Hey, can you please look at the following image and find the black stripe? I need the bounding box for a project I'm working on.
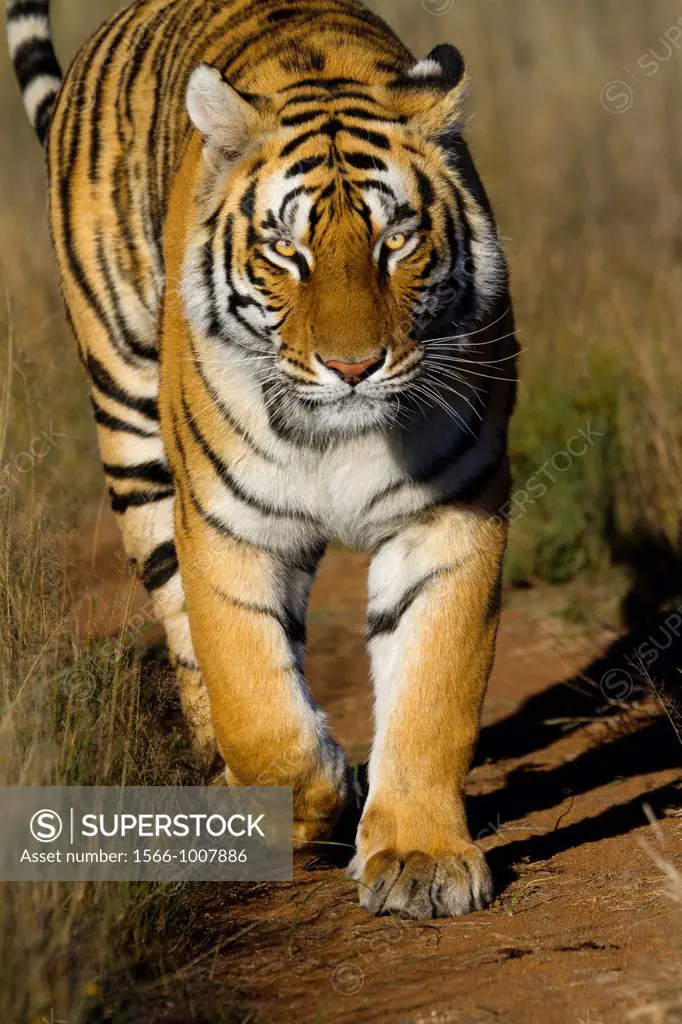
[87,353,159,421]
[109,487,173,515]
[356,179,396,201]
[280,129,321,159]
[173,656,199,671]
[186,483,319,573]
[341,180,373,238]
[214,595,306,647]
[240,179,258,219]
[344,152,387,172]
[281,109,324,126]
[440,132,496,220]
[58,99,145,374]
[142,540,178,592]
[89,11,138,182]
[142,8,172,241]
[190,339,277,464]
[222,215,268,341]
[110,157,147,292]
[419,247,440,281]
[319,117,343,139]
[8,1,50,19]
[343,126,390,150]
[12,38,61,92]
[367,571,446,640]
[181,392,320,525]
[378,242,390,284]
[282,608,307,647]
[281,77,362,91]
[415,167,434,232]
[332,90,383,104]
[34,91,56,146]
[91,397,157,438]
[450,191,475,321]
[199,228,222,339]
[266,6,301,23]
[280,92,329,110]
[103,460,172,486]
[285,155,326,178]
[279,184,312,222]
[307,181,335,244]
[95,235,158,361]
[292,252,311,282]
[339,107,406,124]
[415,167,435,208]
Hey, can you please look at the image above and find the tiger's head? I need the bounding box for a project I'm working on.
[183,46,507,443]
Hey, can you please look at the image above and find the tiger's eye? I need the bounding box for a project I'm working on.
[275,239,297,258]
[385,232,407,251]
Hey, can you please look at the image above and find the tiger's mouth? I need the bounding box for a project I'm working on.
[260,345,428,440]
[263,374,406,441]
[278,349,424,400]
[287,372,420,411]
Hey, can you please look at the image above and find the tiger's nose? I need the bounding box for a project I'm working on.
[322,352,386,384]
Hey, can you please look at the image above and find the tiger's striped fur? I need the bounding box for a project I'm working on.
[8,0,518,919]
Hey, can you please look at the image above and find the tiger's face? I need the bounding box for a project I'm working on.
[184,48,506,441]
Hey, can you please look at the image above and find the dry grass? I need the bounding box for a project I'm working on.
[0,331,239,1019]
[627,820,682,1022]
[0,475,205,1021]
[0,475,252,1021]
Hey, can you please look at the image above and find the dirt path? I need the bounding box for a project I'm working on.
[77,519,682,1024]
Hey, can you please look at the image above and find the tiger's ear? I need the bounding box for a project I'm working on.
[390,44,469,137]
[186,64,274,158]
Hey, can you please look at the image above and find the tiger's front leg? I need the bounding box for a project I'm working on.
[350,507,507,918]
[175,501,349,843]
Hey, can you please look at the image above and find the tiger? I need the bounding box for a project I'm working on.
[7,0,518,919]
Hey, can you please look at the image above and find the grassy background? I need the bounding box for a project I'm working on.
[1,0,682,1020]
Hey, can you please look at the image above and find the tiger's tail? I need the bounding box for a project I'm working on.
[6,0,62,146]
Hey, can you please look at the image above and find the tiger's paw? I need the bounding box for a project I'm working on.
[348,845,493,919]
[224,747,352,847]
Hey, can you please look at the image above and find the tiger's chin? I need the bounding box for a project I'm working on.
[283,391,403,443]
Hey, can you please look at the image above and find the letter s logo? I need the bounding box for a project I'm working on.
[30,809,63,843]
